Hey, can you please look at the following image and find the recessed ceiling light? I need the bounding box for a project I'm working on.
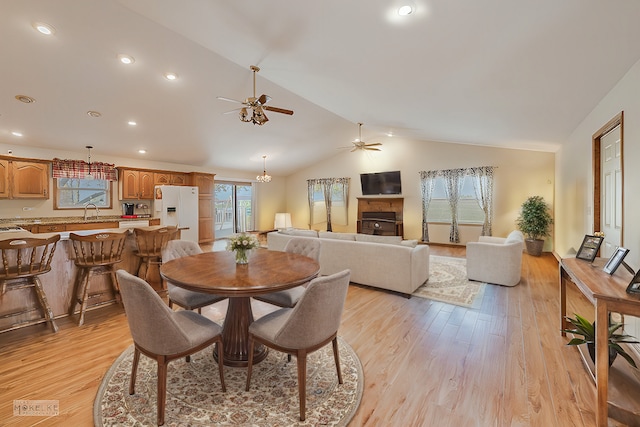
[15,95,36,104]
[117,54,135,65]
[164,72,178,81]
[87,110,102,118]
[11,131,23,137]
[128,121,137,126]
[33,22,55,35]
[398,2,415,15]
[138,149,146,154]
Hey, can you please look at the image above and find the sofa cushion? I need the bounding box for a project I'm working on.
[505,230,524,244]
[355,234,403,245]
[318,231,357,241]
[400,239,418,248]
[279,229,318,238]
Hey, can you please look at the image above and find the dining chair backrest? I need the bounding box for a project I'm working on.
[70,232,127,267]
[0,235,60,280]
[116,270,193,355]
[283,238,321,262]
[134,226,179,258]
[273,269,350,349]
[161,239,203,263]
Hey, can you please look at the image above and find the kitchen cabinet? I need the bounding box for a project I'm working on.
[118,168,154,200]
[154,172,188,186]
[0,158,49,199]
[189,172,215,243]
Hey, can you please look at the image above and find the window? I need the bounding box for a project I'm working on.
[426,176,485,224]
[54,178,112,209]
[307,178,350,230]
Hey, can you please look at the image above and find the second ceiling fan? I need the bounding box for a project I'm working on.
[217,65,294,125]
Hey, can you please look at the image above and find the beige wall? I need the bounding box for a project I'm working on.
[556,57,640,262]
[283,138,555,247]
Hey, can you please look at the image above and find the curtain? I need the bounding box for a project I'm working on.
[419,170,438,242]
[307,177,350,231]
[469,166,494,236]
[442,168,465,243]
[52,158,117,181]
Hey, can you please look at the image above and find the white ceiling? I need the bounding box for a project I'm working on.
[2,0,640,175]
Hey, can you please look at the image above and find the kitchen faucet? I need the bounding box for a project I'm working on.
[84,203,100,221]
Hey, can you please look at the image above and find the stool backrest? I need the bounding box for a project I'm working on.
[0,235,61,280]
[70,231,127,267]
[134,226,179,257]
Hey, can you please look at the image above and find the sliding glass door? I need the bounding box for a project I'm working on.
[214,182,254,239]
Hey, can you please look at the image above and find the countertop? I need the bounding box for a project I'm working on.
[0,215,154,226]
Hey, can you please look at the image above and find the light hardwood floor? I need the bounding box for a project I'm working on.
[0,246,626,426]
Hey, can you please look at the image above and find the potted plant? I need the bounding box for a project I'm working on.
[515,195,553,256]
[562,313,638,368]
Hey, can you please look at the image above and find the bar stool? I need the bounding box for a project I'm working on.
[0,235,60,332]
[133,226,179,288]
[69,231,127,326]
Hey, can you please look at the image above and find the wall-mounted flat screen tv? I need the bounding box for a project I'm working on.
[360,171,402,195]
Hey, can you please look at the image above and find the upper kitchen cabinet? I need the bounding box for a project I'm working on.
[154,172,188,186]
[0,157,50,199]
[118,168,154,200]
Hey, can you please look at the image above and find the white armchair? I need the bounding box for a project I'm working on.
[466,230,524,287]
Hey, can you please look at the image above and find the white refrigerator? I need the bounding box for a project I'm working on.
[154,185,199,243]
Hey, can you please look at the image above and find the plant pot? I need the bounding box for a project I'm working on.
[587,342,618,367]
[524,238,544,256]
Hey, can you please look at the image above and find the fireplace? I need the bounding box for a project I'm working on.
[356,198,404,237]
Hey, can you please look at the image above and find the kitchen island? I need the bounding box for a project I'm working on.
[0,220,164,333]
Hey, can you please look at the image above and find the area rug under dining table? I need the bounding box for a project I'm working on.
[94,336,363,426]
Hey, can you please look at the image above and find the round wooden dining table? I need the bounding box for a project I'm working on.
[160,249,319,367]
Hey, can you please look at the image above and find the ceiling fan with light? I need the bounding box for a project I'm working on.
[344,123,382,152]
[217,65,294,125]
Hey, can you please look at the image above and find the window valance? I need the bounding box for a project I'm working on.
[52,158,117,181]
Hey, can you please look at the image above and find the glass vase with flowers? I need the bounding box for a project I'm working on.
[226,233,260,264]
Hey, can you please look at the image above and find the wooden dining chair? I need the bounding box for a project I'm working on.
[253,237,321,308]
[245,269,350,421]
[69,231,127,326]
[133,226,179,287]
[0,235,60,332]
[116,270,226,426]
[161,240,227,313]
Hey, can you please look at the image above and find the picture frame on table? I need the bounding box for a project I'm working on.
[575,235,604,262]
[627,270,640,295]
[603,247,630,275]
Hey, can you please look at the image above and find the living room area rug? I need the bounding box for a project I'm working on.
[94,336,363,426]
[413,256,486,308]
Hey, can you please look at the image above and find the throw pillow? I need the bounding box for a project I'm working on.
[319,232,357,241]
[400,239,418,247]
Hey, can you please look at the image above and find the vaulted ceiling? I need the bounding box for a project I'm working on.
[2,0,640,175]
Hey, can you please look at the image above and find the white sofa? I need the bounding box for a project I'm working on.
[466,230,524,287]
[267,230,430,296]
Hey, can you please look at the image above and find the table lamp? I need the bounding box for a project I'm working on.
[274,212,292,230]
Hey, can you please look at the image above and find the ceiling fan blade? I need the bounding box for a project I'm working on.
[217,96,244,104]
[364,147,382,151]
[223,108,242,115]
[263,105,294,115]
[350,147,359,152]
[257,94,271,105]
[364,142,382,146]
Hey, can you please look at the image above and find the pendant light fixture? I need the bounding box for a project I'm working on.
[85,145,94,180]
[256,155,272,182]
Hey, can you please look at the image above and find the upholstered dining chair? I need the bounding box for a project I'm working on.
[245,269,351,421]
[161,240,226,313]
[116,270,226,426]
[253,237,321,308]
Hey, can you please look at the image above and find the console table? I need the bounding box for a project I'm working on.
[559,257,640,426]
